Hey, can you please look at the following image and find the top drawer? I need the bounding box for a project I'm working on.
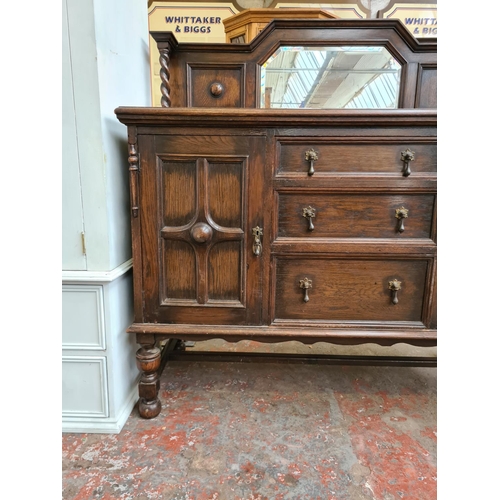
[277,139,437,176]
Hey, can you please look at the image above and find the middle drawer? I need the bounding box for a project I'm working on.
[277,192,435,239]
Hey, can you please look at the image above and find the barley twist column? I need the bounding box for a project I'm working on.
[159,46,172,108]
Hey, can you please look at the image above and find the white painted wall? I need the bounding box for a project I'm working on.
[63,0,108,271]
[93,0,151,270]
[62,0,89,271]
[62,0,150,271]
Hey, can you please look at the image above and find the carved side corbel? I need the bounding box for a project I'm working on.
[128,128,139,218]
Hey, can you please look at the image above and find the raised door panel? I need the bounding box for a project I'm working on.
[139,134,265,325]
[416,65,437,108]
[159,156,245,307]
[187,64,245,107]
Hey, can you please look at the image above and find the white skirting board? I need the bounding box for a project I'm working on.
[62,260,139,434]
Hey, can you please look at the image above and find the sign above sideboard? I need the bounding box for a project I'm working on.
[384,3,437,37]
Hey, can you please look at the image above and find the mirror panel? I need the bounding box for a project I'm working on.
[261,46,401,109]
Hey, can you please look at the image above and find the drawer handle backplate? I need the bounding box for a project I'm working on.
[302,206,316,231]
[299,277,313,302]
[388,279,402,305]
[252,226,263,256]
[401,149,415,177]
[395,207,409,233]
[304,149,319,176]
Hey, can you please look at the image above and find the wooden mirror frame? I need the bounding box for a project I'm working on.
[150,18,436,109]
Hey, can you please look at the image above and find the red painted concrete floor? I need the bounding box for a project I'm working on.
[62,341,436,500]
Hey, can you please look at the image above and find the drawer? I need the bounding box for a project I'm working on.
[277,140,436,175]
[274,258,429,323]
[277,193,435,239]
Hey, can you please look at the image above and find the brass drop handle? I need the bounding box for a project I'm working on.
[299,277,312,302]
[304,149,319,176]
[388,279,402,305]
[400,149,415,177]
[302,206,316,231]
[395,207,409,233]
[252,226,263,256]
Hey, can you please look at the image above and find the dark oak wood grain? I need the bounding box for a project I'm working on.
[128,323,437,347]
[162,240,197,302]
[187,64,245,107]
[207,161,244,228]
[416,64,437,108]
[160,158,197,226]
[278,138,437,176]
[163,350,437,368]
[274,257,429,323]
[277,193,435,239]
[208,241,242,302]
[278,140,437,175]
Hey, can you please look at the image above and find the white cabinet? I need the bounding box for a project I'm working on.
[62,266,139,433]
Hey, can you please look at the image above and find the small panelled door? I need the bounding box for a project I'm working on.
[138,132,266,325]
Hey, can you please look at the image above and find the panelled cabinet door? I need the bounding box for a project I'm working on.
[139,133,266,325]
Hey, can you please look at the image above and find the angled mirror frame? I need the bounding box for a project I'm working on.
[261,46,402,109]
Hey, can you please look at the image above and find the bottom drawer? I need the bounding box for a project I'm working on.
[274,258,429,324]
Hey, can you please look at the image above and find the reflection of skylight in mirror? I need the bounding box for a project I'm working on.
[261,46,401,109]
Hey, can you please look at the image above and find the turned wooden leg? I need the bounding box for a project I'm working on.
[136,344,162,419]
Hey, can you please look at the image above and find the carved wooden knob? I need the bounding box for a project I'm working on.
[190,222,213,243]
[210,82,224,97]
